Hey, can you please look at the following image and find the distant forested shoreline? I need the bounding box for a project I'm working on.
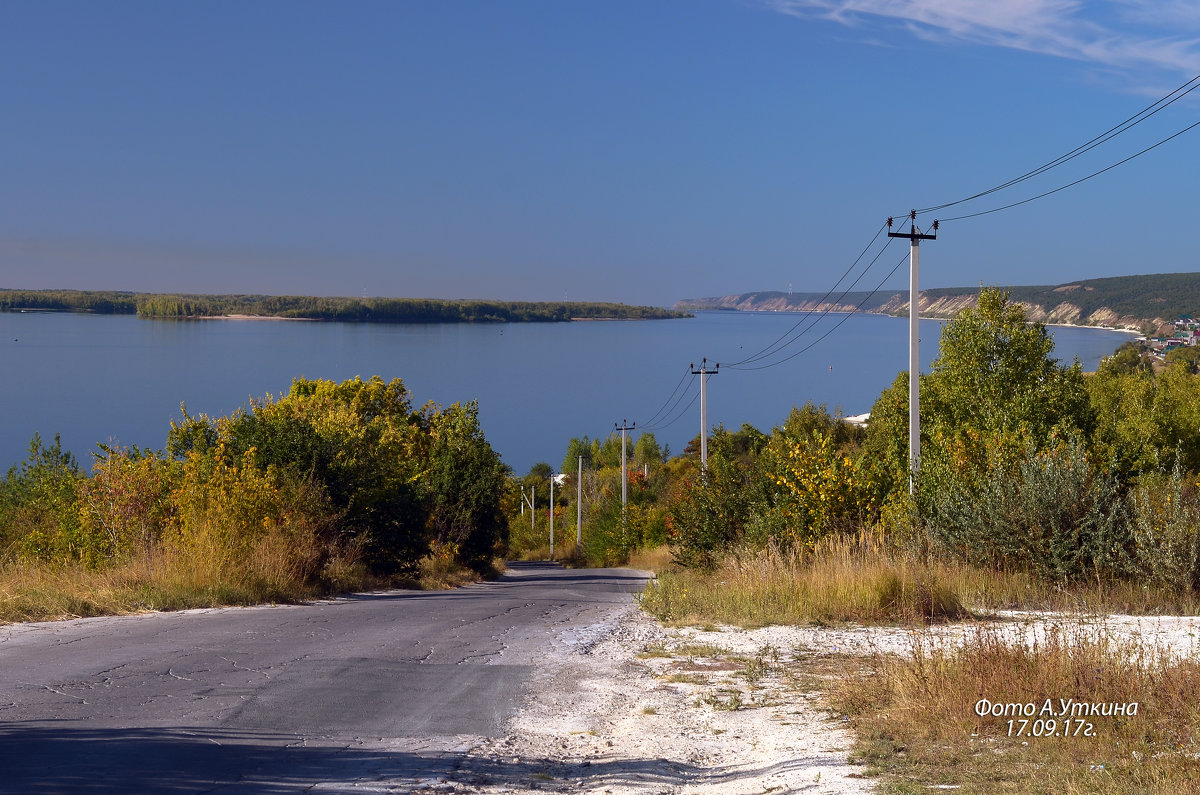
[0,289,689,323]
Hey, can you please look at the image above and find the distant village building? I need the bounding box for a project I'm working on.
[1149,317,1200,356]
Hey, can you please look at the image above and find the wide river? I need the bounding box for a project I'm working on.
[2,310,1132,475]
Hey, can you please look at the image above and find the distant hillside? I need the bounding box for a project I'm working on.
[677,273,1200,332]
[674,290,898,314]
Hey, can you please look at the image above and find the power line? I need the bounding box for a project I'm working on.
[638,366,692,428]
[639,386,699,432]
[725,248,912,372]
[938,116,1200,223]
[723,223,891,368]
[917,72,1200,216]
[638,380,698,432]
[727,233,900,368]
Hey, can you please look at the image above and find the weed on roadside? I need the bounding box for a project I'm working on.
[827,620,1200,794]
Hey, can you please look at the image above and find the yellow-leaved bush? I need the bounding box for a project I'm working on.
[768,431,864,550]
[166,445,335,592]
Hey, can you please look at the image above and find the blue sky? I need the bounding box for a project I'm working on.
[2,1,1198,307]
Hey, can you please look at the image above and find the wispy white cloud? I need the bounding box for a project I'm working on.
[767,0,1200,77]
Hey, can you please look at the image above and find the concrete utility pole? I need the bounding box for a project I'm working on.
[549,475,555,559]
[614,420,635,511]
[690,358,718,469]
[888,211,937,495]
[576,455,583,553]
[522,485,535,535]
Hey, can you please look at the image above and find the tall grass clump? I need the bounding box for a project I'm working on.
[640,535,968,627]
[165,447,333,600]
[833,620,1200,793]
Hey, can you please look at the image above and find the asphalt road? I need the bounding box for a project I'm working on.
[0,562,650,794]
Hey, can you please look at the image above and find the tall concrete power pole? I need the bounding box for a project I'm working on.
[888,211,937,494]
[690,359,718,469]
[614,420,635,511]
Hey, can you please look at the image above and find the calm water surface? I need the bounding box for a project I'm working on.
[1,311,1131,474]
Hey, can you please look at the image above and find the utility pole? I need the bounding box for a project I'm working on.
[522,485,535,535]
[576,455,583,554]
[888,211,937,495]
[549,475,554,559]
[690,358,718,469]
[614,420,635,511]
[615,420,635,552]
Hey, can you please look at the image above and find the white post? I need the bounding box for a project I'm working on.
[888,212,935,496]
[699,368,708,468]
[549,477,555,559]
[909,238,920,494]
[691,358,717,470]
[621,425,628,509]
[577,455,583,551]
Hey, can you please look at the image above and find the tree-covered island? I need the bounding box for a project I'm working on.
[0,289,690,323]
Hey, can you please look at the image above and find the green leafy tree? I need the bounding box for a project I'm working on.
[866,288,1094,503]
[562,437,595,473]
[1087,360,1200,476]
[0,434,85,564]
[422,401,510,571]
[665,427,768,569]
[632,433,665,469]
[1099,341,1153,376]
[1165,345,1200,374]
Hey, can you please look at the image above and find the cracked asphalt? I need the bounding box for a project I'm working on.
[0,562,650,794]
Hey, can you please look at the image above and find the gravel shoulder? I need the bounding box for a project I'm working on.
[468,602,874,794]
[465,596,1200,794]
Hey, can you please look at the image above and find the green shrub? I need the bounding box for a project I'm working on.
[1127,466,1200,592]
[923,438,1128,582]
[0,435,87,565]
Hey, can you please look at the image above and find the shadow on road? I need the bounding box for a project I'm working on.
[0,724,702,794]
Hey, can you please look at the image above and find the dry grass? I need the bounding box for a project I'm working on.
[828,620,1200,793]
[0,554,321,624]
[511,542,585,564]
[0,544,488,625]
[627,545,674,573]
[641,537,968,627]
[639,535,1200,629]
